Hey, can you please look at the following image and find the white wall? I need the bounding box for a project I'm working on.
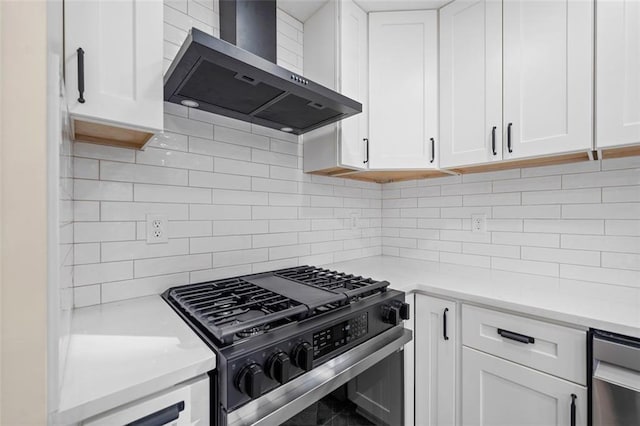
[382,158,640,288]
[0,1,49,423]
[70,0,381,307]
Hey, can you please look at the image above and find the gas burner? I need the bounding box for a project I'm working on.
[236,325,268,338]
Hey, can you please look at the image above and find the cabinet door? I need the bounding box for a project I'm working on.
[339,0,368,169]
[64,0,163,133]
[439,0,502,168]
[596,0,640,149]
[462,346,587,426]
[369,11,438,169]
[415,295,457,426]
[503,0,593,159]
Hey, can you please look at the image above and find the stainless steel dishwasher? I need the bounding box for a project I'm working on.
[591,330,640,426]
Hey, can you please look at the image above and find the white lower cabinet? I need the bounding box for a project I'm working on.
[462,346,587,426]
[412,299,588,426]
[415,295,457,426]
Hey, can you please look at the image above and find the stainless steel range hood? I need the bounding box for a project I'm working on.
[163,0,362,135]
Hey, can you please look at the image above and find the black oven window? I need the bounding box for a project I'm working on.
[280,385,377,426]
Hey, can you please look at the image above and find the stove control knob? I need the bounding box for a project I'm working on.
[382,304,401,326]
[236,363,264,399]
[266,351,291,384]
[394,301,410,320]
[292,342,313,371]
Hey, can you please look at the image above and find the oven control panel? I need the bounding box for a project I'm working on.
[312,312,368,359]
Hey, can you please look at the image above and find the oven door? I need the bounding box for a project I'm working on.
[227,326,412,426]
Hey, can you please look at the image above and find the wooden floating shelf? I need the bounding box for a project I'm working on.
[73,119,154,150]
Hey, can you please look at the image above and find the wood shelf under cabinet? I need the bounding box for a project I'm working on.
[72,119,154,150]
[309,167,450,183]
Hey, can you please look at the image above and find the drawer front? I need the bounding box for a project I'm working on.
[462,304,586,385]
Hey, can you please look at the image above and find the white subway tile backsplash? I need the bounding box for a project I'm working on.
[136,147,213,171]
[493,176,561,193]
[524,219,604,235]
[562,203,640,219]
[189,137,251,160]
[602,186,640,203]
[74,179,133,201]
[190,235,252,254]
[68,2,638,305]
[441,252,490,268]
[135,183,212,204]
[101,202,189,221]
[561,235,640,254]
[563,168,640,189]
[521,246,599,266]
[492,257,559,277]
[605,220,640,236]
[492,231,560,248]
[100,161,189,186]
[522,188,601,205]
[189,171,251,190]
[601,252,640,271]
[135,253,211,278]
[75,261,134,286]
[214,157,269,177]
[101,273,190,303]
[75,222,136,243]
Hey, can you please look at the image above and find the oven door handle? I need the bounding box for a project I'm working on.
[593,360,640,393]
[227,326,412,426]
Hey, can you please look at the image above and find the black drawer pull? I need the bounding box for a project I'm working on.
[491,126,497,155]
[497,328,534,344]
[77,47,85,103]
[363,138,369,164]
[507,122,513,153]
[443,308,449,341]
[127,401,185,426]
[570,394,576,426]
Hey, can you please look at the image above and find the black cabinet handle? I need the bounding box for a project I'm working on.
[507,122,513,153]
[491,126,497,155]
[127,401,184,426]
[443,308,449,341]
[363,138,369,164]
[497,328,535,344]
[77,47,85,104]
[570,394,577,426]
[430,138,435,163]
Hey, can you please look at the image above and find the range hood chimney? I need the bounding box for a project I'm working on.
[163,0,361,135]
[219,0,276,62]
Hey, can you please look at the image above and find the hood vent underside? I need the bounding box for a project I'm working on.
[163,29,362,135]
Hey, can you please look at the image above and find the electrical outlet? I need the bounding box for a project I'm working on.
[146,214,168,244]
[349,212,361,230]
[471,214,486,233]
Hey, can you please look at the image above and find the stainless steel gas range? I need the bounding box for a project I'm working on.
[162,265,412,426]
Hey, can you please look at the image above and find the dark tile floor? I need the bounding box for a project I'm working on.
[280,394,377,426]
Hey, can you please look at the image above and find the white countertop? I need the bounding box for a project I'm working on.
[55,296,216,424]
[324,256,640,339]
[55,255,639,423]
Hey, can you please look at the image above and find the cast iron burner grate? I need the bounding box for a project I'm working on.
[168,277,308,345]
[274,266,389,302]
[164,266,389,346]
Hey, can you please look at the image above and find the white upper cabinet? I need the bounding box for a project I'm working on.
[503,0,593,159]
[339,0,369,168]
[64,0,163,145]
[439,0,502,168]
[303,0,369,172]
[368,11,438,169]
[596,0,640,149]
